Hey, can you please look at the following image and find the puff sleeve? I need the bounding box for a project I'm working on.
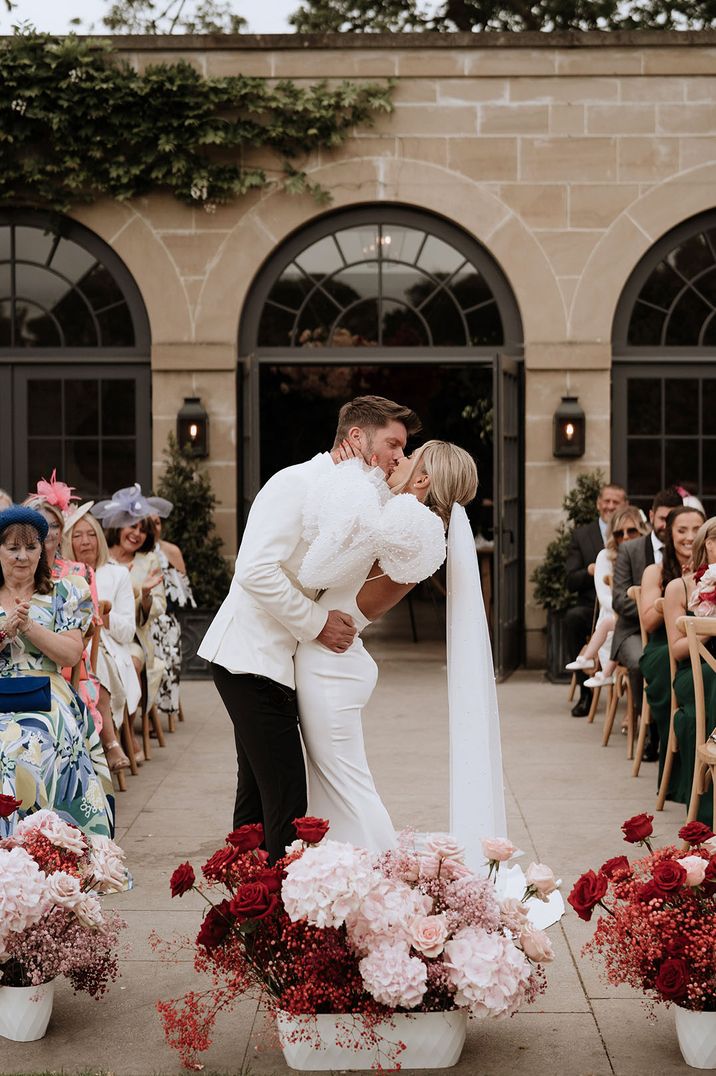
[376,495,447,584]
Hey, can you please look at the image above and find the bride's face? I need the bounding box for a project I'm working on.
[387,453,430,502]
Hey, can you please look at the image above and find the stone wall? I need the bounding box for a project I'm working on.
[69,32,716,663]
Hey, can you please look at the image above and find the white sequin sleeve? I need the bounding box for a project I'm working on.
[298,459,388,590]
[377,494,447,584]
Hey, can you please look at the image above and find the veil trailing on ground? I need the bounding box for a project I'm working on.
[447,502,507,873]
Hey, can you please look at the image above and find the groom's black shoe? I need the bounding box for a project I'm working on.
[571,689,592,718]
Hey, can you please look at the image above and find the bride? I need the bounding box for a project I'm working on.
[294,440,479,854]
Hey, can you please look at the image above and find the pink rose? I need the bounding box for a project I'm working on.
[439,858,474,882]
[418,853,441,880]
[426,833,465,860]
[46,871,84,912]
[519,927,555,963]
[500,897,530,931]
[74,892,103,928]
[482,837,517,863]
[409,914,448,958]
[525,862,558,901]
[679,854,707,887]
[703,837,716,857]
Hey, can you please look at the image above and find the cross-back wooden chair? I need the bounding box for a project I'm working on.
[630,585,653,777]
[682,615,716,825]
[656,597,680,811]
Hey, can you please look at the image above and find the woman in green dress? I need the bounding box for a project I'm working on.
[664,514,716,823]
[0,505,113,838]
[640,506,705,784]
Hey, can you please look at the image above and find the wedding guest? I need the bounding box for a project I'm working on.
[92,485,171,712]
[149,513,195,729]
[565,482,627,716]
[662,515,716,822]
[0,505,113,837]
[0,489,11,510]
[63,503,139,773]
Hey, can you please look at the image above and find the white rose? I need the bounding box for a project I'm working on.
[426,833,465,860]
[519,927,555,963]
[46,871,84,911]
[74,892,103,928]
[500,897,530,930]
[525,862,558,901]
[702,837,716,856]
[482,837,518,863]
[89,836,127,893]
[409,914,449,959]
[679,854,707,887]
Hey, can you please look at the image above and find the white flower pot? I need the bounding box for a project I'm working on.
[0,981,55,1041]
[277,1010,467,1071]
[675,1006,716,1069]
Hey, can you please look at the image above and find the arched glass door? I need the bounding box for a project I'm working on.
[0,211,151,500]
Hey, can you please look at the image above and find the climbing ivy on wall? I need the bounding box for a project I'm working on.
[0,31,395,212]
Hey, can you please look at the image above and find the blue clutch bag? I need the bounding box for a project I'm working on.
[0,676,51,713]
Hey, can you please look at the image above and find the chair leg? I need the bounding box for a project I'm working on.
[114,766,127,792]
[656,738,678,811]
[167,709,176,734]
[121,707,139,776]
[568,672,577,703]
[178,703,185,723]
[142,707,152,761]
[586,686,601,723]
[632,696,651,778]
[686,760,708,824]
[150,705,166,748]
[625,679,636,761]
[602,676,622,746]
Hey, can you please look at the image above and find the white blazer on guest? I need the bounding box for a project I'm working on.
[95,561,142,719]
[198,452,335,688]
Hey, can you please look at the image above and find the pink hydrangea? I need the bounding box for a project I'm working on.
[347,877,432,954]
[359,941,427,1009]
[15,809,86,856]
[282,840,375,928]
[443,926,533,1017]
[0,847,50,940]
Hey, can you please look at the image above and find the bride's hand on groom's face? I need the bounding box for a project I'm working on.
[333,438,364,463]
[316,609,356,653]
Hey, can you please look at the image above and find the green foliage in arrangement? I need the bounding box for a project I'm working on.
[155,434,233,610]
[290,0,716,32]
[0,30,394,213]
[531,469,605,613]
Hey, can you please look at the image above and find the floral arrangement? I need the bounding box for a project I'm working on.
[155,818,557,1070]
[0,801,126,996]
[569,812,716,1010]
[689,564,716,617]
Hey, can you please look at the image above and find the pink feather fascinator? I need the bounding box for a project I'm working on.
[36,470,80,514]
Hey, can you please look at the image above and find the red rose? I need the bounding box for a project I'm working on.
[293,816,330,844]
[652,858,687,893]
[704,856,716,894]
[678,821,714,846]
[254,867,282,894]
[202,846,242,881]
[600,855,631,880]
[196,901,233,950]
[655,958,689,1001]
[664,934,690,958]
[567,870,609,922]
[169,861,195,898]
[228,882,278,922]
[637,880,664,904]
[694,565,708,584]
[227,823,264,852]
[0,794,22,818]
[622,813,654,844]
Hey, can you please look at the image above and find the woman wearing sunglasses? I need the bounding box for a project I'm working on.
[566,506,649,687]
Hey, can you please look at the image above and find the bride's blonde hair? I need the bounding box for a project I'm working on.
[392,440,478,527]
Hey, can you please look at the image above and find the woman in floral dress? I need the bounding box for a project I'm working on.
[150,514,195,727]
[0,506,113,839]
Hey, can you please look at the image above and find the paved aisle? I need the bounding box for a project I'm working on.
[2,644,692,1075]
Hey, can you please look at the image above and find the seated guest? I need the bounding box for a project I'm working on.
[63,503,138,773]
[0,489,11,510]
[565,482,626,716]
[640,506,705,780]
[92,485,170,712]
[567,506,649,688]
[663,515,716,823]
[0,506,113,838]
[150,513,194,730]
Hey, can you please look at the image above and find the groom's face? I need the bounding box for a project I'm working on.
[360,421,408,477]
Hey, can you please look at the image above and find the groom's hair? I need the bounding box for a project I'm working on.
[333,396,421,447]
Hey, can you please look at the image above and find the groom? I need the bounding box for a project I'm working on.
[198,395,422,862]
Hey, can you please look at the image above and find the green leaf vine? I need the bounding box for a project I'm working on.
[0,30,395,212]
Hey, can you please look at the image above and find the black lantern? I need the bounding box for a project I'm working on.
[177,397,209,458]
[553,395,585,458]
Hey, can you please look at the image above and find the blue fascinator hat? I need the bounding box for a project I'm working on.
[0,505,50,543]
[91,483,172,529]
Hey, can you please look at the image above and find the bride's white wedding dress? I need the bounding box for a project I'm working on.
[294,460,446,854]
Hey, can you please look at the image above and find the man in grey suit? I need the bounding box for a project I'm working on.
[611,487,683,755]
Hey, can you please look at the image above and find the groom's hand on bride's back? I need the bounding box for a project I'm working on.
[316,610,356,652]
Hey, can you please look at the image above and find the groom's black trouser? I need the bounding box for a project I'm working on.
[211,664,307,864]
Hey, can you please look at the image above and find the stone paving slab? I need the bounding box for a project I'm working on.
[0,643,695,1075]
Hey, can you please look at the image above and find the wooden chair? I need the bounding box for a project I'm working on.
[682,616,716,825]
[630,585,653,777]
[656,598,680,812]
[602,660,635,754]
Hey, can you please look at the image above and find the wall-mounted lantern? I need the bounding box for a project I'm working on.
[177,397,209,458]
[553,395,585,458]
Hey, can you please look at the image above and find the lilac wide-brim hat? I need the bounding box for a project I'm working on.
[91,484,172,529]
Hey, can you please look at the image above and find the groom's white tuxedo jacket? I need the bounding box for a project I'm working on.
[197,452,334,688]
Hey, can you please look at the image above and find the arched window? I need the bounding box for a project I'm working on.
[0,211,151,499]
[243,206,522,354]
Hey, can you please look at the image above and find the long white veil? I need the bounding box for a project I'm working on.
[447,503,507,873]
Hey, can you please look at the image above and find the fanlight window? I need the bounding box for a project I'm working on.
[627,224,716,347]
[0,222,135,348]
[258,223,504,348]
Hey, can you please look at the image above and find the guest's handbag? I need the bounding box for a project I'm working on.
[0,675,51,713]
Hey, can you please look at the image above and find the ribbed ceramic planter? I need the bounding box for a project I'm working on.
[675,1007,716,1069]
[0,981,55,1041]
[277,1010,467,1071]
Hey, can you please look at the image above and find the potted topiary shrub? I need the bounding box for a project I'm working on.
[530,470,604,682]
[155,435,232,679]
